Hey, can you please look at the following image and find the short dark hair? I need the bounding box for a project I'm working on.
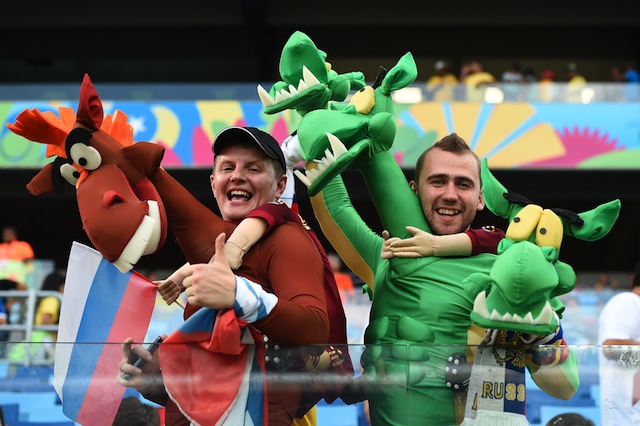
[113,397,160,426]
[40,271,65,292]
[545,412,595,426]
[414,133,480,184]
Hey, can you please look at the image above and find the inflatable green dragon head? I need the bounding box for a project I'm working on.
[257,30,366,118]
[294,52,417,195]
[464,159,621,335]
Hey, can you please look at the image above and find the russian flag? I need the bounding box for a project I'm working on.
[160,307,268,426]
[54,242,156,426]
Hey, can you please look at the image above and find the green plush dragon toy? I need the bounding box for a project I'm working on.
[257,30,366,119]
[257,30,366,211]
[466,159,621,336]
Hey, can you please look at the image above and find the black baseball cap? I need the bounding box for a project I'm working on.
[213,126,286,171]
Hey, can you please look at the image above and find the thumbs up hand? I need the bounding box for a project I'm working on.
[183,233,237,309]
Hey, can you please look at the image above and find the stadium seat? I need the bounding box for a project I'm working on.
[317,399,359,426]
[26,403,71,423]
[14,365,54,380]
[590,384,600,406]
[0,390,59,421]
[1,402,19,422]
[0,390,58,405]
[0,362,9,378]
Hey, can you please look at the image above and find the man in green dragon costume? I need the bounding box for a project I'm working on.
[260,32,621,425]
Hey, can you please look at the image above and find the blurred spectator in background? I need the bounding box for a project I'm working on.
[612,64,639,83]
[520,66,539,100]
[0,226,34,354]
[539,69,557,102]
[328,252,355,304]
[113,396,161,426]
[0,298,7,348]
[425,60,458,101]
[0,298,6,322]
[35,271,65,342]
[594,272,614,291]
[565,62,587,103]
[612,64,639,101]
[598,260,640,426]
[460,59,495,102]
[0,280,12,357]
[7,271,65,363]
[0,226,34,273]
[501,61,524,101]
[0,225,34,290]
[608,277,623,292]
[523,67,538,83]
[501,62,524,83]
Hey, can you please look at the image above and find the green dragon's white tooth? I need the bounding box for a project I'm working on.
[503,312,514,322]
[288,84,298,96]
[257,85,274,107]
[512,313,523,323]
[316,161,327,172]
[490,309,502,321]
[536,302,553,324]
[323,148,335,163]
[275,88,291,103]
[297,79,309,92]
[326,133,348,157]
[306,167,321,181]
[293,170,311,188]
[302,65,320,86]
[473,291,490,318]
[522,312,535,324]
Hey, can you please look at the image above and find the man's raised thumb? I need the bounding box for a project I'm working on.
[213,233,229,266]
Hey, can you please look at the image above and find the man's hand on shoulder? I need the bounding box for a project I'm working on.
[381,226,436,258]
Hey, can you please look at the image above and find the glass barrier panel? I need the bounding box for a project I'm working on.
[0,341,626,426]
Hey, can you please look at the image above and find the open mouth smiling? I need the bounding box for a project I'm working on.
[437,208,460,216]
[229,190,252,201]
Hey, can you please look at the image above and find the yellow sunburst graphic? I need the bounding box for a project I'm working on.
[408,102,565,167]
[150,105,180,148]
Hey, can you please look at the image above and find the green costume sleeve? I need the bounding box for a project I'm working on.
[310,175,382,287]
[357,150,431,237]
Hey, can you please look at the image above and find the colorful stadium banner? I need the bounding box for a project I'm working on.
[2,100,639,170]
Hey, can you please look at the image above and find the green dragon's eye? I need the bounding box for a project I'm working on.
[348,86,375,114]
[506,204,542,242]
[535,209,563,250]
